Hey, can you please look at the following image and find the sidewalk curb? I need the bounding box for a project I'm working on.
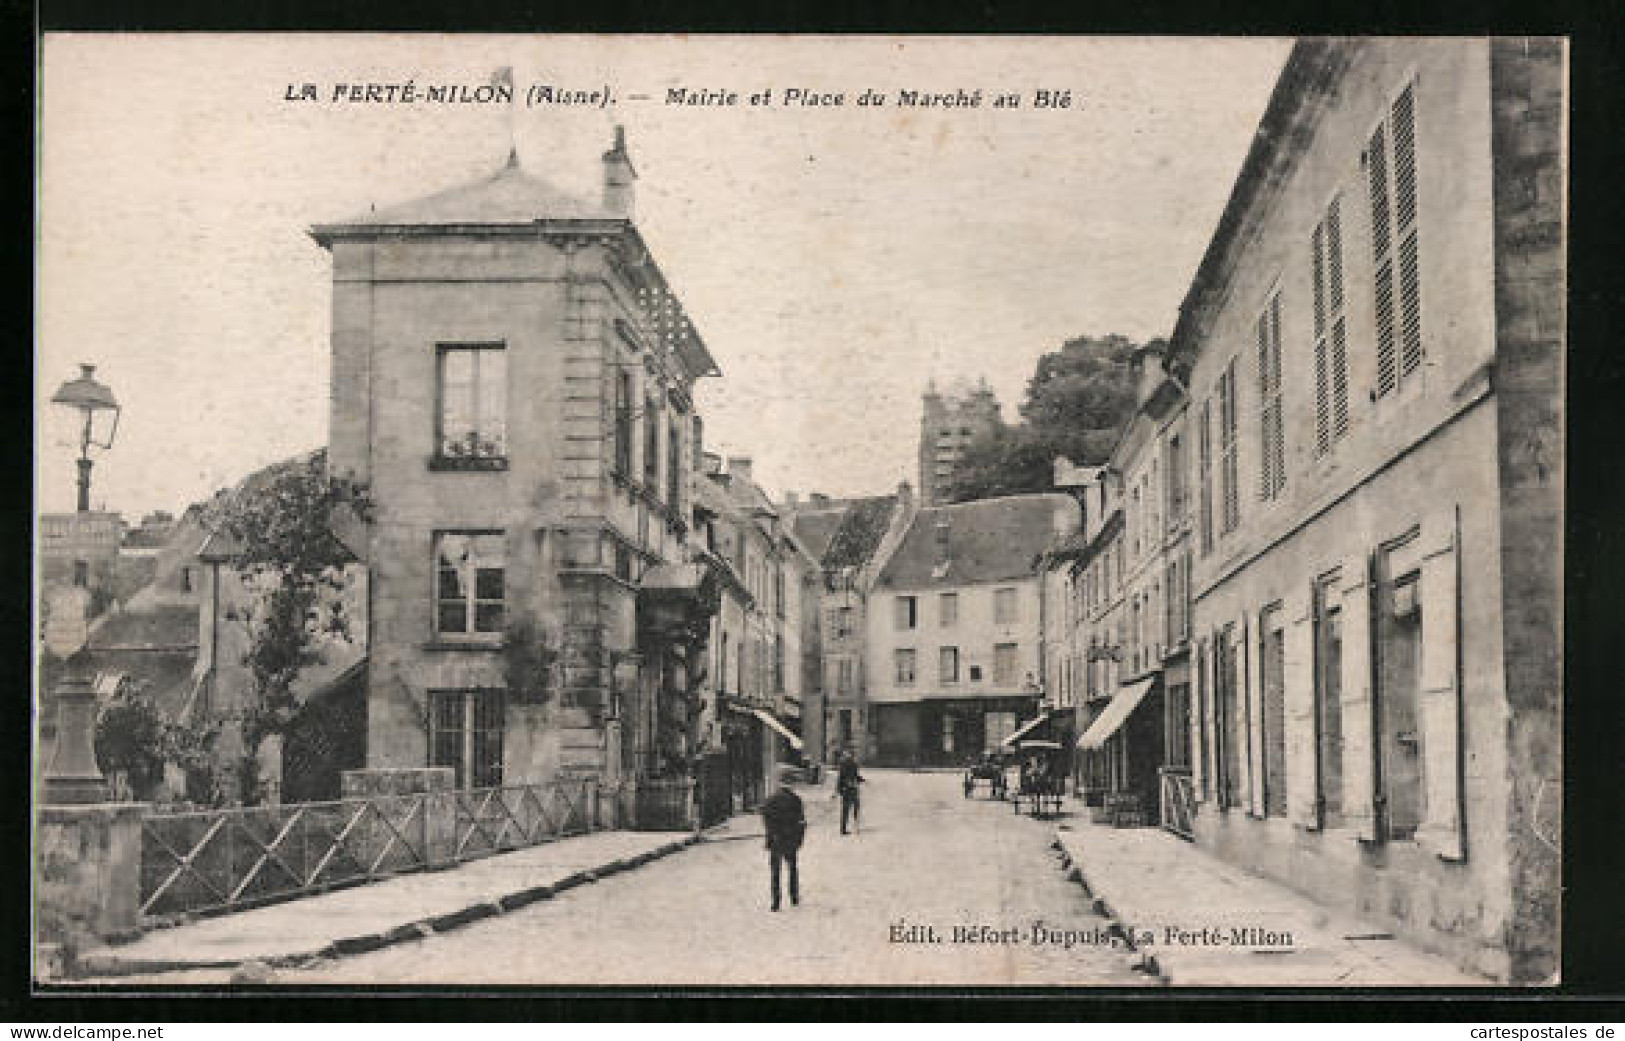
[1051,829,1171,986]
[77,832,704,980]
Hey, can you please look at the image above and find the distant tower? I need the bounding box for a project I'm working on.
[918,378,1002,505]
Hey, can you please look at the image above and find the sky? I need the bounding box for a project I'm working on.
[37,34,1290,518]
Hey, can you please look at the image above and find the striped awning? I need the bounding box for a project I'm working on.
[751,708,804,751]
[1000,712,1052,748]
[1077,677,1156,751]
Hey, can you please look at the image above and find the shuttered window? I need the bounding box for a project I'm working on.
[1312,197,1351,454]
[1367,82,1423,399]
[1256,293,1286,501]
[1198,399,1215,554]
[1260,607,1288,818]
[1218,360,1240,534]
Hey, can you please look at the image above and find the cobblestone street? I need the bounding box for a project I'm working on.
[273,770,1151,986]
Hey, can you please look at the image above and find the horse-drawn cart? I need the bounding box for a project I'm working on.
[1009,739,1067,817]
[963,752,1009,799]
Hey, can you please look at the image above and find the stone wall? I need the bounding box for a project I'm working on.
[36,802,145,950]
[1488,37,1565,985]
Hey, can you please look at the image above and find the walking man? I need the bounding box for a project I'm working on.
[761,765,806,911]
[836,749,865,835]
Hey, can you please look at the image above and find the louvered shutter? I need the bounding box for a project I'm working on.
[1243,611,1266,818]
[1284,584,1320,828]
[1339,552,1379,841]
[1416,505,1465,861]
[1191,637,1207,799]
[1368,124,1398,398]
[1213,629,1230,810]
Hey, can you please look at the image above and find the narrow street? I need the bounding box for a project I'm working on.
[274,770,1152,986]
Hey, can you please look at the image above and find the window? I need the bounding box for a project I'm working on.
[836,658,855,694]
[719,632,730,692]
[1198,399,1214,554]
[434,531,505,638]
[939,592,958,627]
[773,635,785,693]
[1217,627,1243,809]
[894,648,917,685]
[1312,197,1352,453]
[429,689,504,789]
[613,372,632,475]
[643,395,661,485]
[774,566,786,619]
[72,560,89,587]
[1314,578,1345,829]
[1367,82,1423,398]
[968,664,983,683]
[1218,360,1240,534]
[832,605,853,640]
[837,709,854,748]
[1260,606,1287,818]
[666,413,682,506]
[180,566,193,593]
[939,646,960,684]
[1168,432,1186,521]
[994,587,1018,625]
[894,595,917,631]
[1131,486,1141,557]
[993,643,1018,686]
[1256,292,1286,501]
[1377,552,1425,840]
[437,345,506,460]
[1165,682,1192,770]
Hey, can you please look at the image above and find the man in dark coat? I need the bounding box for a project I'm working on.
[761,766,806,911]
[836,750,865,835]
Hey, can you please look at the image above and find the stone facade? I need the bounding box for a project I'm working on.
[866,493,1079,766]
[918,379,1002,506]
[313,134,724,795]
[1152,38,1563,983]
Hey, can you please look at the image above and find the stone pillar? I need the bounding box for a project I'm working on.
[36,802,147,955]
[43,672,109,805]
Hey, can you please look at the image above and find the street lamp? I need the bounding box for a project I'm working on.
[50,363,120,512]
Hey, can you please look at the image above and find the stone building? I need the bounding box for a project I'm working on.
[311,130,727,796]
[918,379,1002,506]
[1163,39,1562,982]
[786,489,915,762]
[865,492,1079,766]
[690,455,818,809]
[1042,346,1195,827]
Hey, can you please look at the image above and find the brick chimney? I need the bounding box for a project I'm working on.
[809,492,831,507]
[727,456,753,486]
[701,451,723,476]
[896,479,913,507]
[602,125,636,219]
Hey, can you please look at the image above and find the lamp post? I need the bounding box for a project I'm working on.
[43,364,120,805]
[50,363,120,513]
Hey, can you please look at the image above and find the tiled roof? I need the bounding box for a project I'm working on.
[790,511,844,563]
[89,601,200,650]
[821,496,899,570]
[323,154,597,230]
[877,493,1077,590]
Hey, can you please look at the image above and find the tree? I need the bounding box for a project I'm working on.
[95,682,167,800]
[209,450,370,805]
[946,333,1158,502]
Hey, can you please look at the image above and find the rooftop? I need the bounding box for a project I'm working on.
[316,151,598,234]
[878,493,1078,590]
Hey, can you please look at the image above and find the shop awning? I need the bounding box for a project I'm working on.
[1077,677,1156,751]
[1000,711,1053,748]
[751,708,804,751]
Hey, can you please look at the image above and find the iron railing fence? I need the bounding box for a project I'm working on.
[139,778,615,919]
